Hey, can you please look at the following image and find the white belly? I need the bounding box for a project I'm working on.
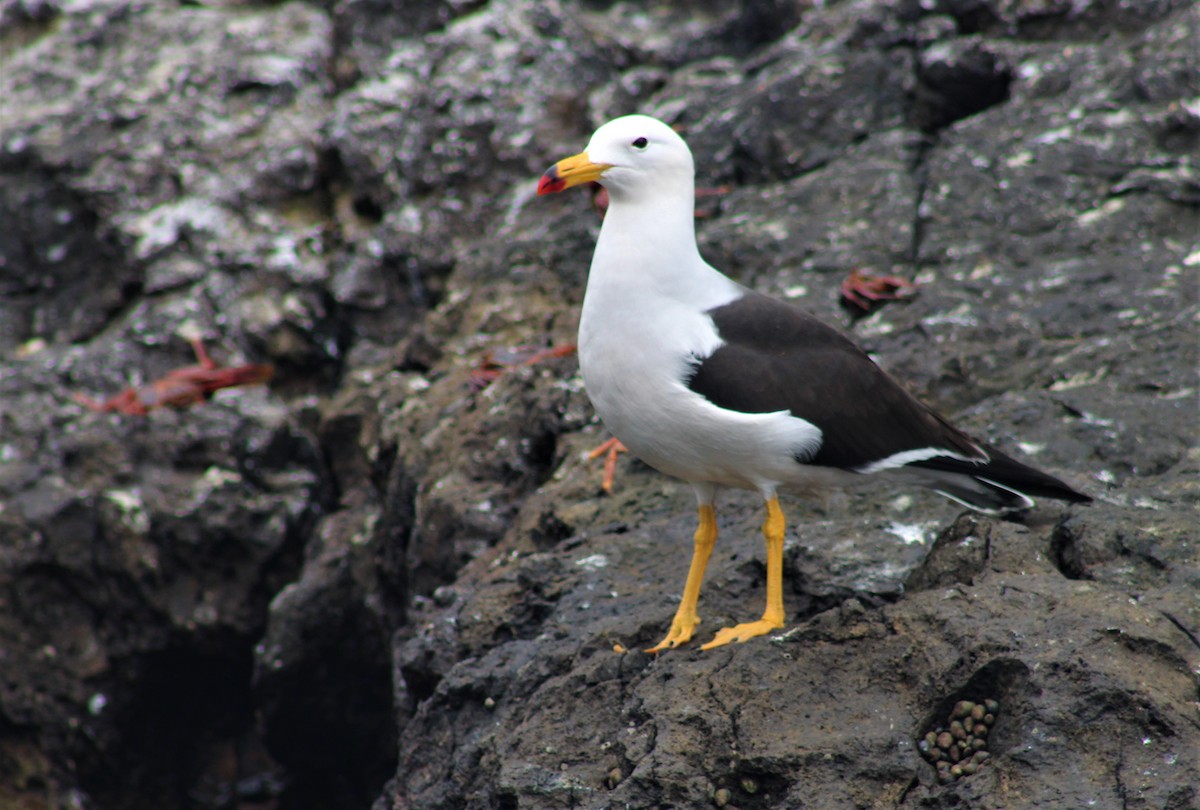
[578,295,826,493]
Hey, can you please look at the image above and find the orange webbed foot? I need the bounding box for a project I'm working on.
[699,618,785,650]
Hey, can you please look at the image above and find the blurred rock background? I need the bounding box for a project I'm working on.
[0,0,1196,808]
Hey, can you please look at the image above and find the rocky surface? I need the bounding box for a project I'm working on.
[1,0,1197,808]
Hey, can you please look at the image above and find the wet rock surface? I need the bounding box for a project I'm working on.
[1,0,1196,808]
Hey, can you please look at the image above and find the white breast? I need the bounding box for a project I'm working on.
[578,283,825,492]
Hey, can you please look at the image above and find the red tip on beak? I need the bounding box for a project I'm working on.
[536,152,610,197]
[537,168,566,195]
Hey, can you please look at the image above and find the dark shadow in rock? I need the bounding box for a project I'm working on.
[1149,105,1200,154]
[254,559,396,810]
[905,514,993,592]
[719,766,792,810]
[77,638,264,808]
[375,460,418,625]
[912,41,1013,134]
[1049,516,1092,581]
[529,509,574,551]
[1050,508,1190,592]
[788,587,865,624]
[0,153,140,352]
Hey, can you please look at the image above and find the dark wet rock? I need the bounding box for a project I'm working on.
[1,0,1197,808]
[584,0,804,68]
[254,499,397,810]
[675,41,916,187]
[904,513,994,592]
[0,155,136,348]
[384,512,1197,809]
[0,350,323,806]
[328,0,480,88]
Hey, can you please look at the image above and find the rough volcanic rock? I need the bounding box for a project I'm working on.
[0,0,1195,809]
[0,336,324,807]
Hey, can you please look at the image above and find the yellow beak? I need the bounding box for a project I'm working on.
[537,151,612,195]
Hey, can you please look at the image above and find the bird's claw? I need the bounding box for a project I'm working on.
[699,618,784,650]
[645,615,700,653]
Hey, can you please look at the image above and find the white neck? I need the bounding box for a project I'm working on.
[587,186,734,305]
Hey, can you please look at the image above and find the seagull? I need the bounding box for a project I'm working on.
[537,114,1090,652]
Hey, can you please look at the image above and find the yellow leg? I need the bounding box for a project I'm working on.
[701,495,787,649]
[646,504,718,652]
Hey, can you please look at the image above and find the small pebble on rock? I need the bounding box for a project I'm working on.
[918,697,1000,783]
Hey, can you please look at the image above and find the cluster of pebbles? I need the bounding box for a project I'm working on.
[918,699,999,783]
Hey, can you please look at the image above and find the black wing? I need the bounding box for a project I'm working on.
[686,291,1089,507]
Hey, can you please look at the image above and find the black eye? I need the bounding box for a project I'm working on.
[632,137,648,149]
